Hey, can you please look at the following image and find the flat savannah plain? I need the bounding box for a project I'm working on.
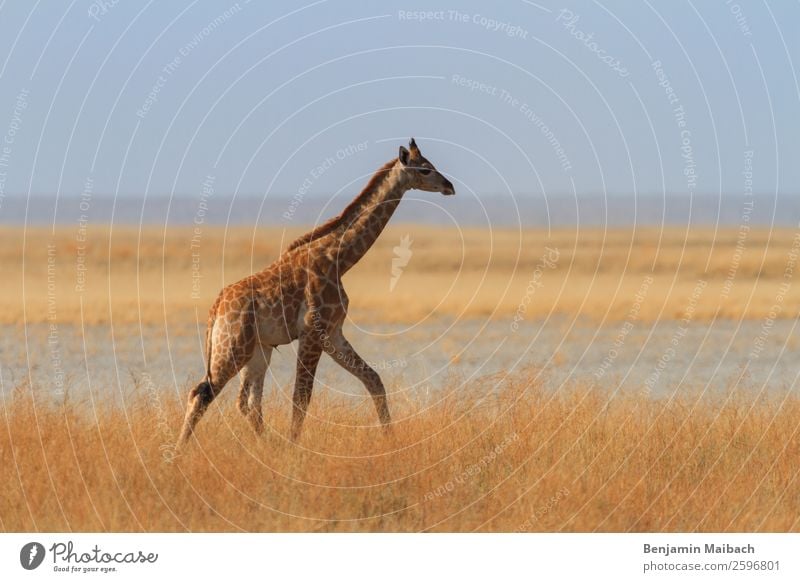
[1,225,799,531]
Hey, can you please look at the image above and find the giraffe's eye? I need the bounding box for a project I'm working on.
[418,167,432,175]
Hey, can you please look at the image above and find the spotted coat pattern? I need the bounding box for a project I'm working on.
[177,140,455,445]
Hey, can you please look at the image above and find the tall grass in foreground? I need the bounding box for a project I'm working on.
[1,375,798,532]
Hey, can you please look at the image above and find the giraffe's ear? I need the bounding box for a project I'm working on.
[398,146,410,166]
[409,137,418,152]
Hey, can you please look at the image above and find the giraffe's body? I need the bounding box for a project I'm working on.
[178,139,454,445]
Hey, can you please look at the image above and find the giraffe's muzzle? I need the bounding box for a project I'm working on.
[441,178,455,196]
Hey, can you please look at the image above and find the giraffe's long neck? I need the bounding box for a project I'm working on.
[328,161,410,274]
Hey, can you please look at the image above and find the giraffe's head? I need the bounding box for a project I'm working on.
[398,138,455,196]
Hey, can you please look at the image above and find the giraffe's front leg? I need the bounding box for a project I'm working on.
[326,328,392,428]
[290,334,323,442]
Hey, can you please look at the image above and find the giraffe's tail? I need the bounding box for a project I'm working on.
[202,297,221,388]
[187,314,216,404]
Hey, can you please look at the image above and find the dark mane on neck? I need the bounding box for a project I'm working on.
[286,159,397,252]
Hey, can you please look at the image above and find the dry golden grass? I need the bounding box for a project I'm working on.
[2,374,798,532]
[5,225,800,326]
[4,225,797,533]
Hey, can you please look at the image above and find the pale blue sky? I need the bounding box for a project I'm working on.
[0,0,797,212]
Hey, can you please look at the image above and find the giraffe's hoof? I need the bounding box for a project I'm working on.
[245,408,263,434]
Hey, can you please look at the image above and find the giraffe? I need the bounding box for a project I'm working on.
[177,138,455,446]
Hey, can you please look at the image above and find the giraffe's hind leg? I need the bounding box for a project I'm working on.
[236,344,272,435]
[178,306,257,446]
